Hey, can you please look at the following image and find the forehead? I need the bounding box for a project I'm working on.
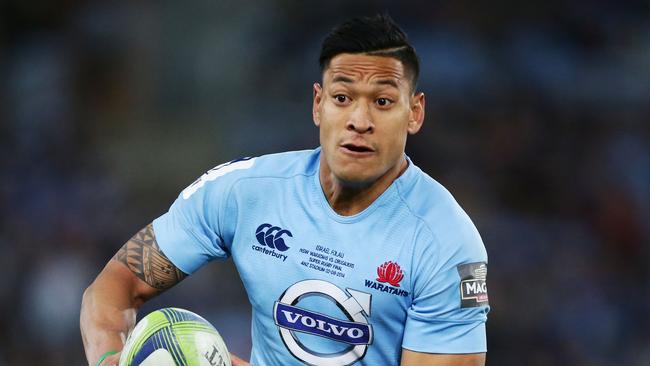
[324,53,407,88]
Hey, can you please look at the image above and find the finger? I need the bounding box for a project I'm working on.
[229,352,251,366]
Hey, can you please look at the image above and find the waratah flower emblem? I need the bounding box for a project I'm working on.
[376,261,404,287]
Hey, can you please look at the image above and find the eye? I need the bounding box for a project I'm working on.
[334,95,348,103]
[376,98,392,107]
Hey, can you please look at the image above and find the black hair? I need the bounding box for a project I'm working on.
[319,14,420,90]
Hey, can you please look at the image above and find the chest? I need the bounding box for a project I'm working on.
[224,179,426,364]
[230,196,417,321]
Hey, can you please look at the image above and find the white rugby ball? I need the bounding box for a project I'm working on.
[119,308,231,366]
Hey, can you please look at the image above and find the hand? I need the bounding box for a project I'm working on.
[230,352,253,366]
[97,352,121,366]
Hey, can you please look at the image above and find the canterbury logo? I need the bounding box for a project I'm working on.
[255,224,292,252]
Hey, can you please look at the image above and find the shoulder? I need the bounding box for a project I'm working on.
[395,161,486,262]
[181,149,319,200]
[244,149,320,179]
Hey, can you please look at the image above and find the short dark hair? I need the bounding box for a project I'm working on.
[319,14,420,90]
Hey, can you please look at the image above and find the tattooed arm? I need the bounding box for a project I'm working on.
[80,224,187,366]
[112,224,186,290]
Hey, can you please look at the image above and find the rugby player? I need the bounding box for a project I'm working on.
[81,14,489,366]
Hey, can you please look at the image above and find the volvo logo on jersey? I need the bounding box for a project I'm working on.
[251,223,291,262]
[274,280,373,365]
[275,303,371,345]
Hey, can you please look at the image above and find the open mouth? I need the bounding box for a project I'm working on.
[341,143,374,153]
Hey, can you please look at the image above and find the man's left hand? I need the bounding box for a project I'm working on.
[230,353,252,366]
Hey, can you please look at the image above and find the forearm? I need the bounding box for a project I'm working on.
[80,261,146,365]
[80,224,185,365]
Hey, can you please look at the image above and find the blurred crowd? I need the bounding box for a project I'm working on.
[1,1,649,365]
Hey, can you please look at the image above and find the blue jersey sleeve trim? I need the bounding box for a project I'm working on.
[402,320,487,354]
[152,214,228,275]
[407,312,489,324]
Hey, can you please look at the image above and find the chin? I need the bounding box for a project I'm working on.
[334,168,379,187]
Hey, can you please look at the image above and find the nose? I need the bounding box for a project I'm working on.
[346,103,374,133]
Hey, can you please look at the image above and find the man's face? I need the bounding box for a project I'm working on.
[313,53,425,185]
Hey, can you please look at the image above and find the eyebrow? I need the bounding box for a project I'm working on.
[331,75,400,89]
[331,75,354,84]
[375,78,399,89]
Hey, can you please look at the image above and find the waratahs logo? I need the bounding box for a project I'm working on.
[255,224,292,251]
[364,261,409,297]
[376,261,404,287]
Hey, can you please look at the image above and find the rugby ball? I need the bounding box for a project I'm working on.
[119,308,231,366]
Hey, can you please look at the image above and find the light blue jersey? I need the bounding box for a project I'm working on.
[153,148,489,365]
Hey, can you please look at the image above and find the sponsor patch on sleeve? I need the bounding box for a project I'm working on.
[457,262,489,308]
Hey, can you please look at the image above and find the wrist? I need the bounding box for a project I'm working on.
[96,351,118,366]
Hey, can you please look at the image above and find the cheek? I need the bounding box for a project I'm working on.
[377,120,409,160]
[318,118,333,138]
[380,111,410,141]
[383,132,407,157]
[321,102,342,121]
[318,106,344,138]
[318,118,339,152]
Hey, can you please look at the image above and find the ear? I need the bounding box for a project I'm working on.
[407,92,425,135]
[313,83,323,127]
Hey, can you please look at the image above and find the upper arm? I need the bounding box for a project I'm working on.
[149,159,256,274]
[110,223,187,302]
[402,207,489,354]
[401,349,485,366]
[112,159,253,287]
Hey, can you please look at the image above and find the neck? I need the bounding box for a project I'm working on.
[319,157,408,216]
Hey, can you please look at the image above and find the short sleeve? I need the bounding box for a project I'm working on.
[152,158,255,274]
[402,219,490,354]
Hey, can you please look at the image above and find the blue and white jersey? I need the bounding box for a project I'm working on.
[153,148,489,366]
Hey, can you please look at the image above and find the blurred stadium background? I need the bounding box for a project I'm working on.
[1,1,649,365]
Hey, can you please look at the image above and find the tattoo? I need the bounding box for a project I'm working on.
[114,223,187,290]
